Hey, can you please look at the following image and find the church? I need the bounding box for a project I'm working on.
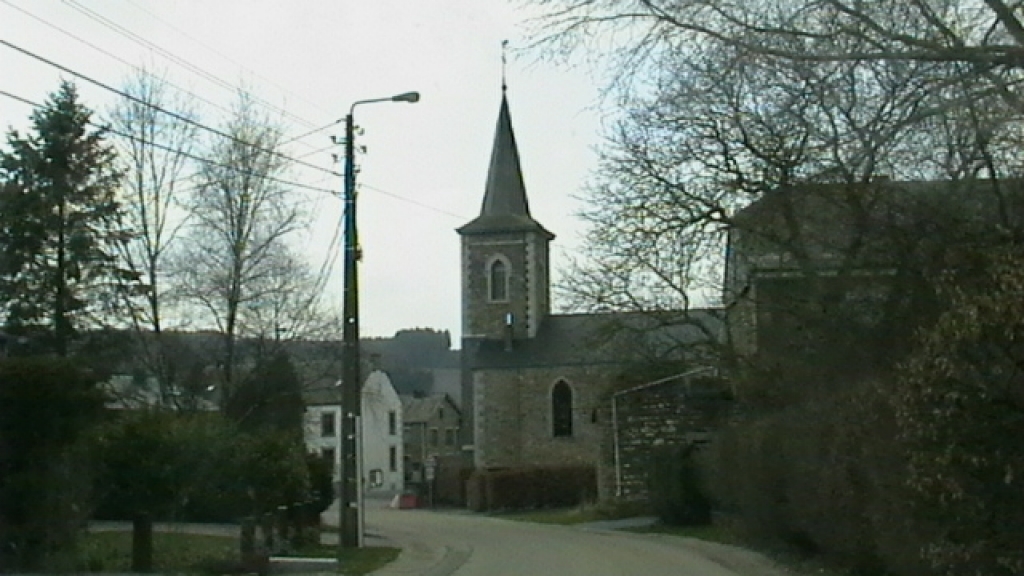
[456,88,722,499]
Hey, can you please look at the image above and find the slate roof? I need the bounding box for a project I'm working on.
[102,374,218,411]
[467,309,723,370]
[303,378,341,406]
[731,178,1024,269]
[400,394,460,423]
[458,92,554,238]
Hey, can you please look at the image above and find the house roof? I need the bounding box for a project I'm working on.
[467,309,723,370]
[400,394,460,423]
[102,374,218,411]
[457,92,554,238]
[730,178,1024,268]
[303,378,341,406]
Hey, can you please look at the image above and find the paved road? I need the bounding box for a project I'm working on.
[334,500,794,576]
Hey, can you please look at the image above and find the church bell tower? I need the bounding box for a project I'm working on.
[457,89,554,342]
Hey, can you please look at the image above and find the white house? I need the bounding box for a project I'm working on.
[303,369,404,496]
[360,370,404,494]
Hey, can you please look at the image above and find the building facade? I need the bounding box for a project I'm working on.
[303,369,404,495]
[401,394,461,483]
[458,89,723,499]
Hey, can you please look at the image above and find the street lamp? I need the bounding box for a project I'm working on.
[338,91,419,550]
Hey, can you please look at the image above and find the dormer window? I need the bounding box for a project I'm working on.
[488,257,509,301]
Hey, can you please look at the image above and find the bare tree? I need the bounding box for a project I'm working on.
[175,92,305,405]
[108,69,197,404]
[549,13,1024,381]
[530,0,1024,111]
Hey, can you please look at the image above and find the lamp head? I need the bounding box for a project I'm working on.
[391,91,420,103]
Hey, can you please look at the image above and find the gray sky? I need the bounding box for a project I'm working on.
[0,0,605,342]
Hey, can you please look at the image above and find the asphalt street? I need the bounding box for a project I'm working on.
[330,499,794,576]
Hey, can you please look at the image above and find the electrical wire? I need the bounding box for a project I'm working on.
[61,0,319,131]
[0,0,242,125]
[123,0,331,121]
[0,88,468,220]
[0,38,344,181]
[0,88,340,197]
[361,183,468,220]
[281,121,341,146]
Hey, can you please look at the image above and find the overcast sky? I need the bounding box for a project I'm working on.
[0,0,607,343]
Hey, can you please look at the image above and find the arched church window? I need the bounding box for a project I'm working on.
[489,258,509,301]
[552,380,573,438]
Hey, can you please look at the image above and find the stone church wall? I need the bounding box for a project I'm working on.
[473,365,619,474]
[610,380,733,501]
[462,232,531,340]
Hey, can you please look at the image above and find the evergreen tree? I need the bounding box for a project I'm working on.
[0,81,129,356]
[225,350,305,436]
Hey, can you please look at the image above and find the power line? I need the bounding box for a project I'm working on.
[361,183,468,220]
[0,88,340,198]
[0,37,343,180]
[0,0,241,124]
[281,121,341,146]
[123,0,332,121]
[61,0,319,132]
[295,141,338,160]
[0,85,467,221]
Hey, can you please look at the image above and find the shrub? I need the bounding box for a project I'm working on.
[92,414,310,524]
[305,452,334,519]
[699,382,932,575]
[892,245,1024,575]
[0,357,106,571]
[467,466,595,512]
[647,444,711,526]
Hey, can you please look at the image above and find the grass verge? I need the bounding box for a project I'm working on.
[335,546,402,574]
[623,522,740,544]
[79,531,400,575]
[282,541,401,574]
[494,506,607,525]
[78,531,237,573]
[494,500,655,526]
[626,523,860,576]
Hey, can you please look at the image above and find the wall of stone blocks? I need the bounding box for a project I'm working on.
[462,230,551,341]
[462,233,530,340]
[473,365,619,473]
[609,381,733,501]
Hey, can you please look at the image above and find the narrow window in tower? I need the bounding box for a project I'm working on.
[552,380,573,438]
[489,258,508,301]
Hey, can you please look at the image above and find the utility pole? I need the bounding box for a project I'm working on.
[339,110,361,549]
[337,91,419,551]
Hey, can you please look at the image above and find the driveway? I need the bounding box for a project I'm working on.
[331,500,795,576]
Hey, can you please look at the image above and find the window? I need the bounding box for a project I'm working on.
[429,427,439,446]
[388,411,397,435]
[321,447,335,463]
[388,446,397,472]
[552,380,573,438]
[439,407,445,420]
[489,258,508,301]
[369,469,383,487]
[445,428,456,447]
[321,412,336,437]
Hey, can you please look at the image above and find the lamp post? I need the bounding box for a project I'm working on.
[339,91,419,550]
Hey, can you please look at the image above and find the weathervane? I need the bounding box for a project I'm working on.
[502,39,509,92]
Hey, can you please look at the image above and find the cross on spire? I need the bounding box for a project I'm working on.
[501,39,509,92]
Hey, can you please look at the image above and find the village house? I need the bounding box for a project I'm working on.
[400,393,461,484]
[303,369,404,495]
[723,177,1024,380]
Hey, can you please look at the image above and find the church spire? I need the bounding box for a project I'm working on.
[458,90,553,238]
[481,93,529,218]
